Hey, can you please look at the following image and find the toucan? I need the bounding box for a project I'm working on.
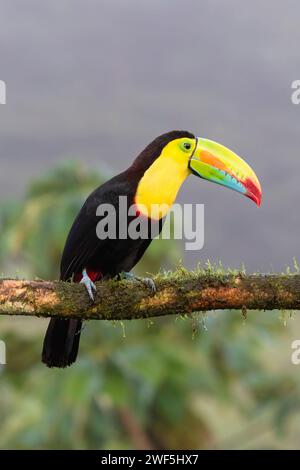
[42,130,261,368]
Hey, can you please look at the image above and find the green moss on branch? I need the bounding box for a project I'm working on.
[1,268,300,320]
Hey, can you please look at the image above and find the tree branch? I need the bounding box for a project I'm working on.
[0,271,299,320]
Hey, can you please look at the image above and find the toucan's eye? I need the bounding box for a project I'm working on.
[180,141,192,152]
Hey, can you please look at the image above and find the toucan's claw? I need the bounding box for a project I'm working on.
[121,272,156,294]
[140,277,156,293]
[80,269,97,301]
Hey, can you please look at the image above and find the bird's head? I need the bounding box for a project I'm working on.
[134,130,262,219]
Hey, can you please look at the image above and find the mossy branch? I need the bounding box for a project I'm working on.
[1,269,300,320]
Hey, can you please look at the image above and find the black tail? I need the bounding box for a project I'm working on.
[42,318,82,368]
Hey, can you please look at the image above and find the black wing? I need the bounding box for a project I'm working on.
[60,171,136,280]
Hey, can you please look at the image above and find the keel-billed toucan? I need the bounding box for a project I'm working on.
[42,130,261,368]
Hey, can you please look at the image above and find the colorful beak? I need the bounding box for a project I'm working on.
[189,138,262,206]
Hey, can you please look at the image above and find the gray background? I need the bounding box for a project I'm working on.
[0,0,299,272]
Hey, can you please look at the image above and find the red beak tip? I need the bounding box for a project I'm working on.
[247,191,262,207]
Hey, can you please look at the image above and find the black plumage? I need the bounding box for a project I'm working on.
[42,130,194,367]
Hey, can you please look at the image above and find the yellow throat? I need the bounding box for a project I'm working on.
[135,139,192,219]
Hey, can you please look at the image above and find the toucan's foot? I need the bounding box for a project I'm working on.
[140,277,156,293]
[121,272,156,293]
[80,269,97,301]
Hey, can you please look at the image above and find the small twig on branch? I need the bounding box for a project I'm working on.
[0,270,299,320]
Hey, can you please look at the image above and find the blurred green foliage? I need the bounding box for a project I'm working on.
[1,162,300,449]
